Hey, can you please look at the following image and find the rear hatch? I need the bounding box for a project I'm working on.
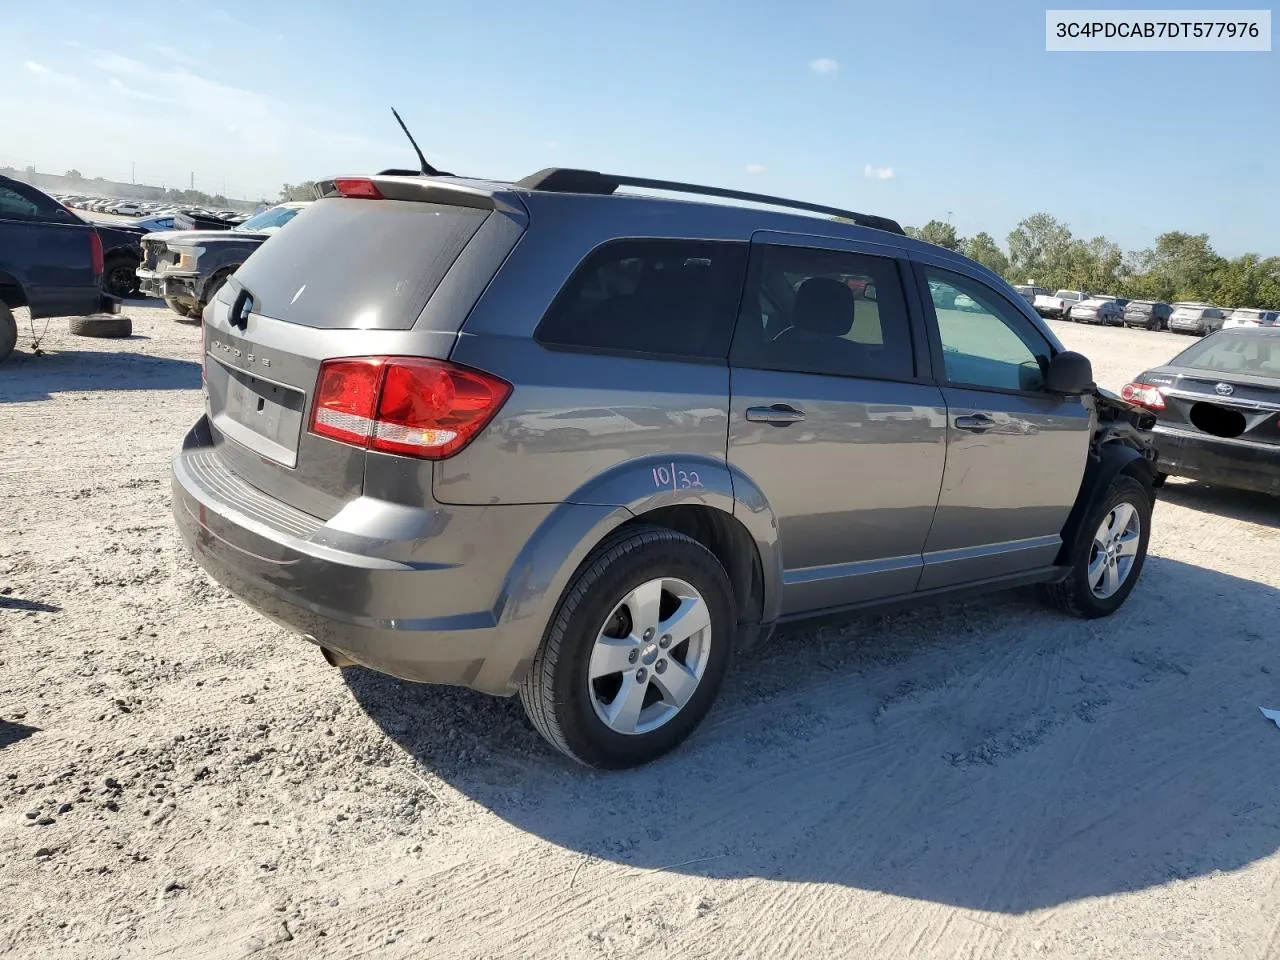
[199,178,527,519]
[1124,301,1153,321]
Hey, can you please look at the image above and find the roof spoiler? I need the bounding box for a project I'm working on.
[515,168,904,235]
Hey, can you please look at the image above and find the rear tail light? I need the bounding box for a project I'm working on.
[1120,381,1166,411]
[89,231,104,278]
[332,178,384,200]
[309,357,510,460]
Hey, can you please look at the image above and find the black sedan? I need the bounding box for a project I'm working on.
[1122,327,1280,495]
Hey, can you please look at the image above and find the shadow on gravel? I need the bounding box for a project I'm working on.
[0,350,200,403]
[346,559,1280,914]
[1159,479,1280,528]
[0,721,41,749]
[0,595,60,612]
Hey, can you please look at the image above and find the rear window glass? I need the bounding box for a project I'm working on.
[1172,332,1280,376]
[232,199,488,330]
[536,239,748,360]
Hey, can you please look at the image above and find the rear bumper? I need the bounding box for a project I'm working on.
[137,268,199,302]
[1168,321,1206,334]
[1153,424,1280,495]
[170,417,564,694]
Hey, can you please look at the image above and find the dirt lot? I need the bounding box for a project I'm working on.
[2,304,1278,960]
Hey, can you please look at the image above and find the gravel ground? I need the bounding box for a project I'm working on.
[2,304,1278,960]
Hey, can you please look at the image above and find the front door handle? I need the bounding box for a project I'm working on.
[746,404,806,426]
[954,413,995,433]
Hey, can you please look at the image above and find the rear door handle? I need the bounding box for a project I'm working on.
[954,413,995,432]
[746,404,806,426]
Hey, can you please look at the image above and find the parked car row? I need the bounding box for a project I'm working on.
[56,194,251,224]
[1019,285,1273,336]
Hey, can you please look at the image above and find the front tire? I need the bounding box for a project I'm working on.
[519,526,735,768]
[1041,474,1151,619]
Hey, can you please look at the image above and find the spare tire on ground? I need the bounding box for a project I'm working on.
[69,314,133,338]
[0,302,17,363]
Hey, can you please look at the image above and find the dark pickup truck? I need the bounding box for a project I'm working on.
[138,202,309,319]
[0,175,119,362]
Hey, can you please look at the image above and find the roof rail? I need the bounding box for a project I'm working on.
[515,168,904,235]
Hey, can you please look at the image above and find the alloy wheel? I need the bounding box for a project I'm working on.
[587,577,712,736]
[1088,502,1141,599]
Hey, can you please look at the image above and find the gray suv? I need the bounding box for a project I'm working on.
[172,169,1158,767]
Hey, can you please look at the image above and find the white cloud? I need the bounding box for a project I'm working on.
[146,43,194,66]
[863,164,895,180]
[808,58,839,75]
[22,60,81,91]
[745,163,766,174]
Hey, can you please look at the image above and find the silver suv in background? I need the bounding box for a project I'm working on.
[1169,302,1228,335]
[171,169,1158,767]
[1070,296,1128,325]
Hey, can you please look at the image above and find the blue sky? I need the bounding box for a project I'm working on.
[2,0,1276,256]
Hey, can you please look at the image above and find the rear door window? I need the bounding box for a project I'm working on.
[730,245,914,379]
[231,199,489,330]
[535,239,749,360]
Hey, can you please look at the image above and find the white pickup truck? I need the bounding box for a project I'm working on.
[1033,288,1089,320]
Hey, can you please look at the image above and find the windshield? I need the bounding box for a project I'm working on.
[1172,331,1280,376]
[234,206,301,233]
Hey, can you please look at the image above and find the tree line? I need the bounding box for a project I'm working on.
[904,216,1280,310]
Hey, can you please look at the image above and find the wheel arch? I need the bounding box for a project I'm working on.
[0,271,28,309]
[1055,442,1155,566]
[620,503,768,646]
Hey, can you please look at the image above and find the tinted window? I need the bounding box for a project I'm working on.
[1173,332,1280,376]
[0,185,44,218]
[924,267,1050,392]
[730,245,913,379]
[232,199,488,330]
[235,206,302,233]
[537,239,748,360]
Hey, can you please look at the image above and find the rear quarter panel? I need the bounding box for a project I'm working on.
[439,195,745,509]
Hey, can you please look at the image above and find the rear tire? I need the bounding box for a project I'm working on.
[1041,474,1151,619]
[0,302,17,363]
[68,314,132,338]
[519,525,735,768]
[102,253,141,299]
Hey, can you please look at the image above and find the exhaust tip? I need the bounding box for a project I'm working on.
[320,646,355,669]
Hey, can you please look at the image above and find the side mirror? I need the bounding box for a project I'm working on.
[1045,351,1093,394]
